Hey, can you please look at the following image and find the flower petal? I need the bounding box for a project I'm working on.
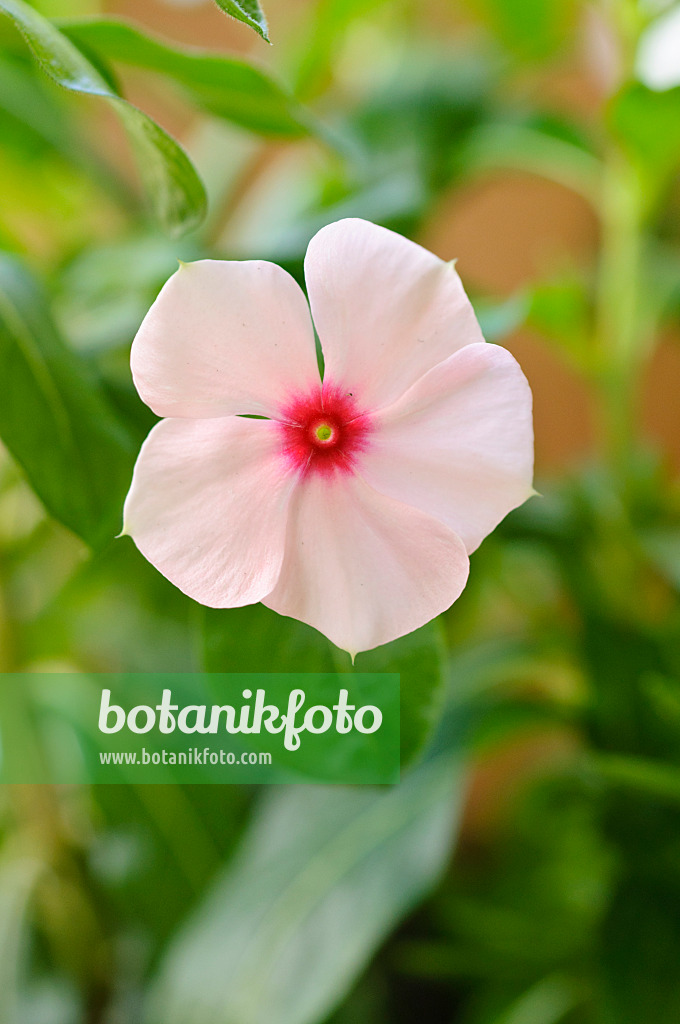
[131,260,320,418]
[359,342,534,554]
[263,473,469,655]
[123,417,295,607]
[304,218,485,410]
[637,4,680,91]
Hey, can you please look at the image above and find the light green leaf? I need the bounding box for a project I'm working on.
[464,0,578,62]
[528,277,593,370]
[462,122,601,205]
[0,51,73,155]
[609,83,680,204]
[489,974,582,1024]
[0,845,44,1024]
[0,0,207,235]
[146,755,464,1024]
[643,529,680,590]
[0,253,136,546]
[474,293,529,343]
[61,19,312,138]
[211,0,269,42]
[289,0,391,99]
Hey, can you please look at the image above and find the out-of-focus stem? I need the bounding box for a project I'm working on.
[594,0,647,477]
[594,149,644,473]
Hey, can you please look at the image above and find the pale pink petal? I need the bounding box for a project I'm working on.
[359,342,534,554]
[304,218,485,411]
[263,473,469,655]
[131,260,320,418]
[123,417,295,607]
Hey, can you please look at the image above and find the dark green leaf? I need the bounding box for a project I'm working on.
[601,876,680,1024]
[202,604,446,767]
[211,0,269,43]
[146,755,463,1024]
[202,603,348,675]
[356,622,447,769]
[0,253,136,546]
[61,19,312,138]
[0,0,207,236]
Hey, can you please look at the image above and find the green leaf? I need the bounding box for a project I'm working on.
[0,51,73,156]
[61,19,312,138]
[528,277,593,370]
[462,122,601,204]
[146,756,463,1024]
[474,293,529,343]
[0,0,207,236]
[464,0,578,62]
[0,253,136,546]
[202,604,446,768]
[289,0,391,99]
[202,603,349,675]
[609,83,680,202]
[585,752,680,806]
[356,623,447,770]
[601,876,680,1024]
[211,0,269,43]
[0,846,44,1024]
[487,975,582,1024]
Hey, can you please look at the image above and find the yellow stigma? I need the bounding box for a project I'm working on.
[315,424,333,441]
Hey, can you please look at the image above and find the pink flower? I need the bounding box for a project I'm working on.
[123,219,534,656]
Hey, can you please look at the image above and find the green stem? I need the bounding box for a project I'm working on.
[594,150,644,472]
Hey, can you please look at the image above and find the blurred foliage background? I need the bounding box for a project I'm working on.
[1,0,680,1021]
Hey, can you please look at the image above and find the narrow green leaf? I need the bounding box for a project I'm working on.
[289,0,390,99]
[0,253,136,546]
[0,0,207,235]
[60,18,310,138]
[146,756,463,1024]
[489,974,583,1024]
[462,122,601,205]
[0,846,44,1024]
[211,0,269,43]
[0,52,73,156]
[585,752,680,806]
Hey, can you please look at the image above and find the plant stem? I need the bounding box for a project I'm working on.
[594,148,644,474]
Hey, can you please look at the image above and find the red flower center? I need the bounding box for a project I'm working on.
[278,383,372,478]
